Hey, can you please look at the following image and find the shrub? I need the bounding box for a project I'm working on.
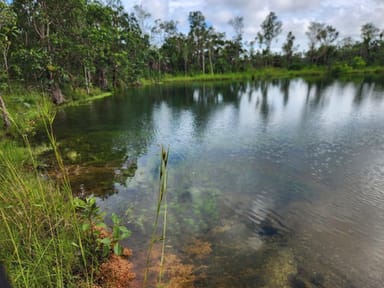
[350,56,366,69]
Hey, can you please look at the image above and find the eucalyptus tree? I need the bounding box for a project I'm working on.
[0,0,17,88]
[228,16,244,70]
[206,27,226,74]
[151,19,178,77]
[160,32,189,74]
[256,12,282,55]
[0,1,12,128]
[229,16,244,43]
[306,22,324,63]
[133,4,151,36]
[188,11,208,74]
[282,31,296,66]
[317,25,339,66]
[360,23,380,63]
[305,22,339,65]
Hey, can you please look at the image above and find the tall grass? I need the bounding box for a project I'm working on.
[0,101,94,287]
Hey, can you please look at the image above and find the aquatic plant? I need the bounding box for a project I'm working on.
[97,213,132,257]
[144,146,169,287]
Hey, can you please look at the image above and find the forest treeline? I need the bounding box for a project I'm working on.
[0,0,384,102]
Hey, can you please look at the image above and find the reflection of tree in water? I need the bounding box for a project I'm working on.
[260,81,270,121]
[352,78,380,106]
[54,78,384,200]
[280,79,290,106]
[305,77,334,109]
[54,92,157,198]
[252,80,271,122]
[353,81,365,105]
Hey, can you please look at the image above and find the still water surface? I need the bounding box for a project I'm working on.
[54,78,384,287]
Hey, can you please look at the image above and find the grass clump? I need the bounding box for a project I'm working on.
[0,104,105,287]
[0,146,93,287]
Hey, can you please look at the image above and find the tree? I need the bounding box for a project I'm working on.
[188,11,208,74]
[228,16,244,70]
[305,22,338,65]
[229,16,244,43]
[282,31,295,66]
[0,94,10,130]
[306,22,324,63]
[360,23,380,63]
[12,0,87,103]
[205,27,225,74]
[150,19,178,78]
[256,12,282,55]
[317,25,339,66]
[0,1,17,87]
[133,4,151,36]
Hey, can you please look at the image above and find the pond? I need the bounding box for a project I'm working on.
[54,77,384,287]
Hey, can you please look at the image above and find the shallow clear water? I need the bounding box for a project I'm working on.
[54,78,384,287]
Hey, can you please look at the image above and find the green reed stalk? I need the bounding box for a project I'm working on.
[143,146,169,288]
[158,148,169,284]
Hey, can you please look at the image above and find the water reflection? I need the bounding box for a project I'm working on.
[53,77,384,287]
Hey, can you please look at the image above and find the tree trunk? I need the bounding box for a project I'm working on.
[183,51,188,76]
[112,65,117,88]
[202,48,205,74]
[158,53,161,80]
[84,65,90,94]
[51,86,65,105]
[208,48,214,75]
[0,95,10,130]
[97,68,108,90]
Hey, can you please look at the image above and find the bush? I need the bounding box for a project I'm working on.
[330,63,352,76]
[350,56,366,69]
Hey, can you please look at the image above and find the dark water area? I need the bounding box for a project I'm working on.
[54,78,384,287]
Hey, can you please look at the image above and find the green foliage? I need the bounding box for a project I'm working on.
[0,1,382,98]
[96,212,131,257]
[257,11,282,54]
[351,56,366,69]
[74,197,131,257]
[330,62,352,76]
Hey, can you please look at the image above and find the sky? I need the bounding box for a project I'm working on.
[121,0,384,52]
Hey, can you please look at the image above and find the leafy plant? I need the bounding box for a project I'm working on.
[73,197,131,257]
[73,197,105,233]
[96,213,132,257]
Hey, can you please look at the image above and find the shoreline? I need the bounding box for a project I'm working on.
[141,66,384,85]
